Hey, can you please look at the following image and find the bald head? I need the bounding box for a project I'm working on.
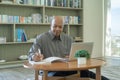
[51,16,64,27]
[50,16,64,37]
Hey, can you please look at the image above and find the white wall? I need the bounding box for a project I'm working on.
[83,0,104,58]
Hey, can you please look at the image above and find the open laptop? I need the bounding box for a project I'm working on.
[69,42,94,61]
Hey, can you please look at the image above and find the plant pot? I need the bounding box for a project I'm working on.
[77,57,86,65]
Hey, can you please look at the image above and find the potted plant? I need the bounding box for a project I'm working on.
[74,50,90,64]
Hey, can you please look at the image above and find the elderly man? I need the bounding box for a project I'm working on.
[28,16,109,80]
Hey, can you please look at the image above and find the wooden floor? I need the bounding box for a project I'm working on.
[0,67,36,80]
[0,57,120,80]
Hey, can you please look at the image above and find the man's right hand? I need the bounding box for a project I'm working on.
[32,53,44,62]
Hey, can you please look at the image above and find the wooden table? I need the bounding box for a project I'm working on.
[23,59,105,80]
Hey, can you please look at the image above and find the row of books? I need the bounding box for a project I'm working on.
[1,0,82,8]
[16,28,27,42]
[0,0,13,4]
[45,16,80,24]
[0,13,42,23]
[0,14,80,24]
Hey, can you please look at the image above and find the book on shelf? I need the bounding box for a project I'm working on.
[21,30,27,42]
[16,28,27,42]
[16,28,23,42]
[29,56,68,65]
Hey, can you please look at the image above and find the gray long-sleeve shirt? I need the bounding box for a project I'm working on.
[28,30,73,60]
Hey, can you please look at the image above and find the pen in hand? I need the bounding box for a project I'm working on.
[33,49,43,62]
[38,49,41,55]
[37,49,44,61]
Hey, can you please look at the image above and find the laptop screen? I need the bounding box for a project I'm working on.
[69,42,94,61]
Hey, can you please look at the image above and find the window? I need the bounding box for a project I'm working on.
[111,0,120,57]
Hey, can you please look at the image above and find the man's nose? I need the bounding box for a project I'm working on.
[56,27,60,30]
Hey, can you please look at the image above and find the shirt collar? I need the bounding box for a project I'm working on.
[49,30,62,41]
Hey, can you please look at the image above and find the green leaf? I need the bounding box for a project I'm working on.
[74,50,90,59]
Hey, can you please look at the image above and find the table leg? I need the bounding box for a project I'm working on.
[96,67,101,80]
[35,70,39,80]
[43,71,48,80]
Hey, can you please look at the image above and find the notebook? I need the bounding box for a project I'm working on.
[68,42,94,61]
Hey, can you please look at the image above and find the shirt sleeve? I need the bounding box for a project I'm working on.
[28,35,42,61]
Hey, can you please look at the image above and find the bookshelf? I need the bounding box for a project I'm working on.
[0,0,83,66]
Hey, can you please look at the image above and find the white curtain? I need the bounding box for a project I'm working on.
[104,0,111,56]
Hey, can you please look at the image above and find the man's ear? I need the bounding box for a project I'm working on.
[51,19,55,30]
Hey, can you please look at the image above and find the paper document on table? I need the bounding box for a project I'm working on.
[29,60,46,65]
[29,57,68,65]
[42,57,68,63]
